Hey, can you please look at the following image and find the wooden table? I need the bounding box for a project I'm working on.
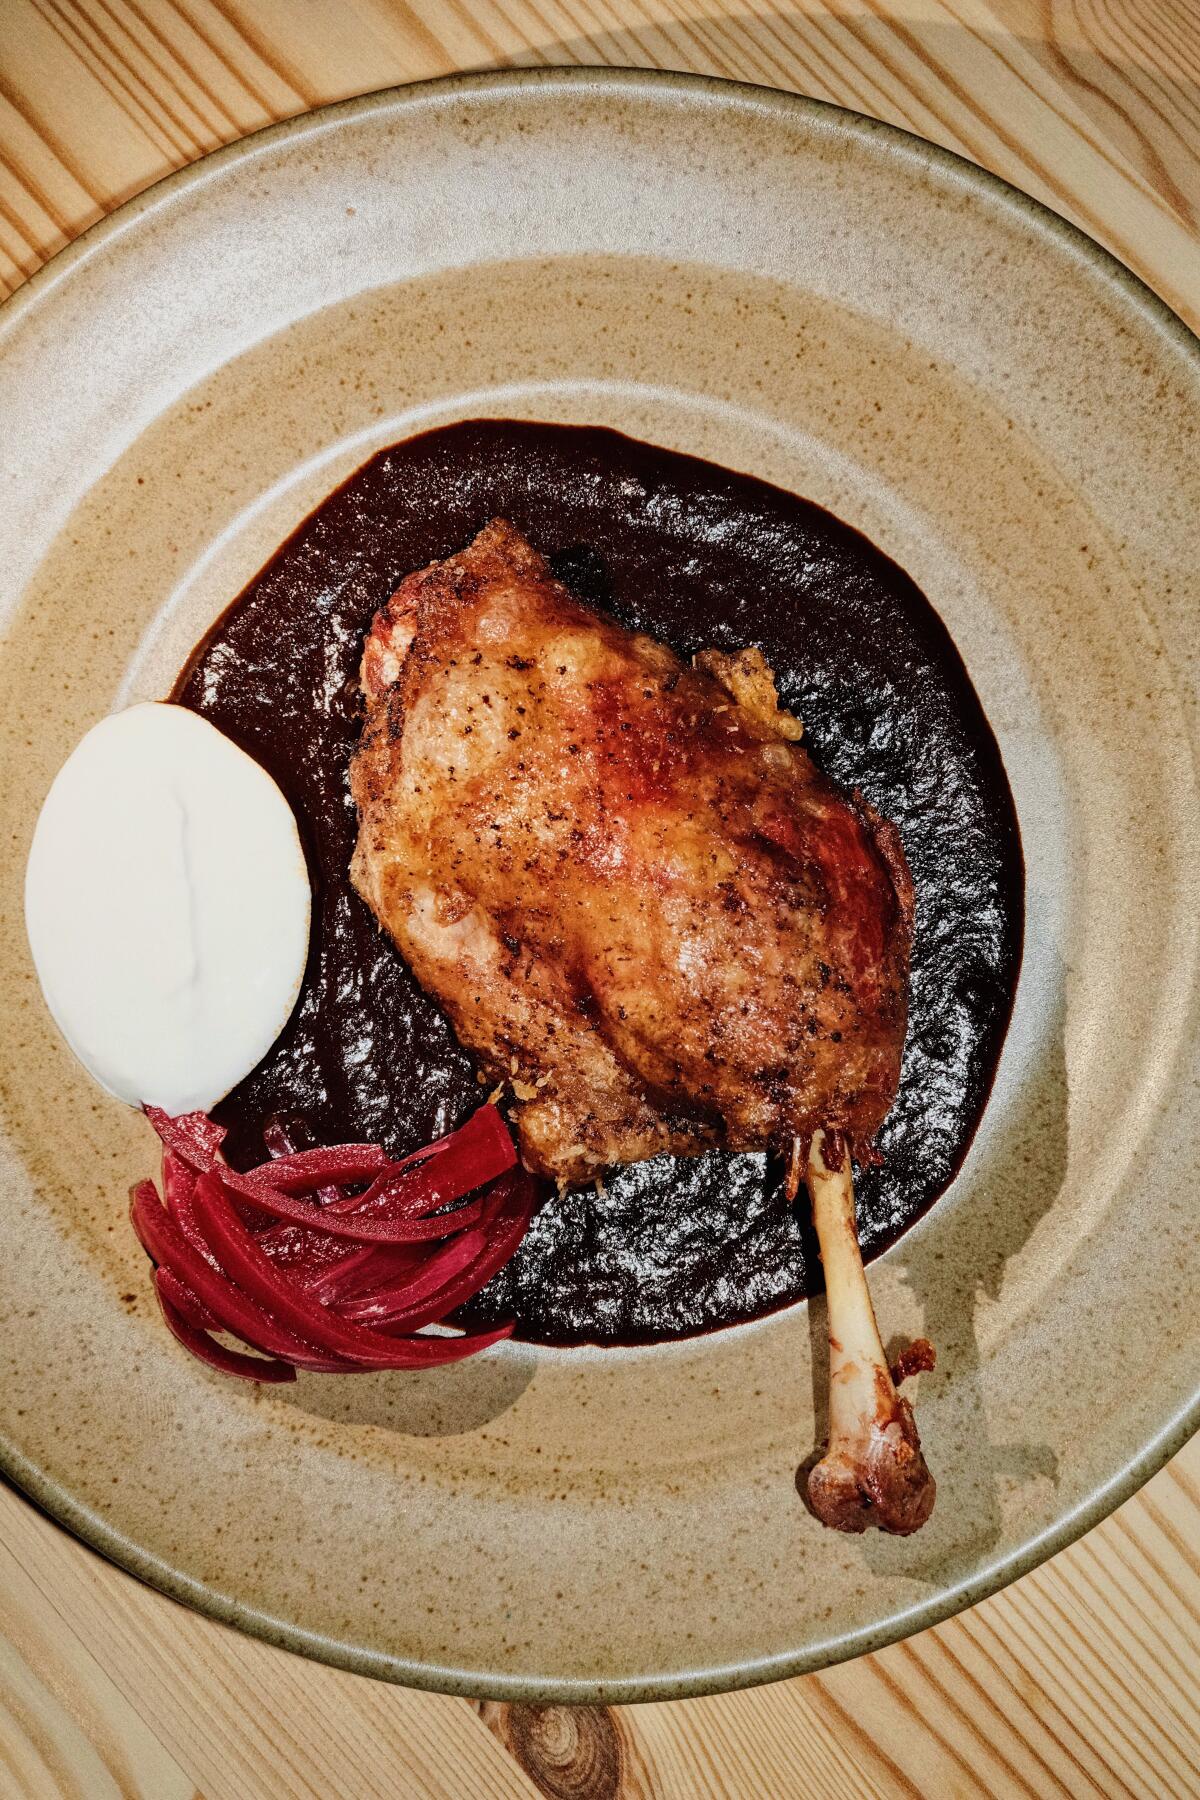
[2,4,1198,1795]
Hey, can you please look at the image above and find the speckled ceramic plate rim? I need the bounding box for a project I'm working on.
[0,66,1196,1702]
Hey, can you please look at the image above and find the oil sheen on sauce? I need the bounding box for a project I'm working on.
[174,420,1024,1347]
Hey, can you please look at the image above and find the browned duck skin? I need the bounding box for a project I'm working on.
[350,520,914,1186]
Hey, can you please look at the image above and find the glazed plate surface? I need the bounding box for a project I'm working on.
[0,70,1197,1699]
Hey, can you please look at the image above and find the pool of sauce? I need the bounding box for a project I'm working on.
[174,420,1023,1347]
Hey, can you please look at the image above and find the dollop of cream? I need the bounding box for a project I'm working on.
[25,702,310,1114]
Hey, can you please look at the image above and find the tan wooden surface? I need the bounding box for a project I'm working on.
[2,3,1199,1795]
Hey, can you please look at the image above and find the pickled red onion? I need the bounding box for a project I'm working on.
[131,1105,536,1383]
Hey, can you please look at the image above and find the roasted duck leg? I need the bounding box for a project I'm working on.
[351,519,912,1178]
[351,518,934,1530]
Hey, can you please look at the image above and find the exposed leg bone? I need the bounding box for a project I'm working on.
[804,1129,936,1535]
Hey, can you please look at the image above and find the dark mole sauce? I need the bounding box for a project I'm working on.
[174,420,1023,1347]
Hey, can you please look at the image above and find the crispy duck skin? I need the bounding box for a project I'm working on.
[350,520,913,1185]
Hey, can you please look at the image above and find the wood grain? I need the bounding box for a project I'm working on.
[2,4,1200,1797]
[3,0,1200,320]
[5,1448,1198,1799]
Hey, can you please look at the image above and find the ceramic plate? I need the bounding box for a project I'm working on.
[1,69,1196,1701]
